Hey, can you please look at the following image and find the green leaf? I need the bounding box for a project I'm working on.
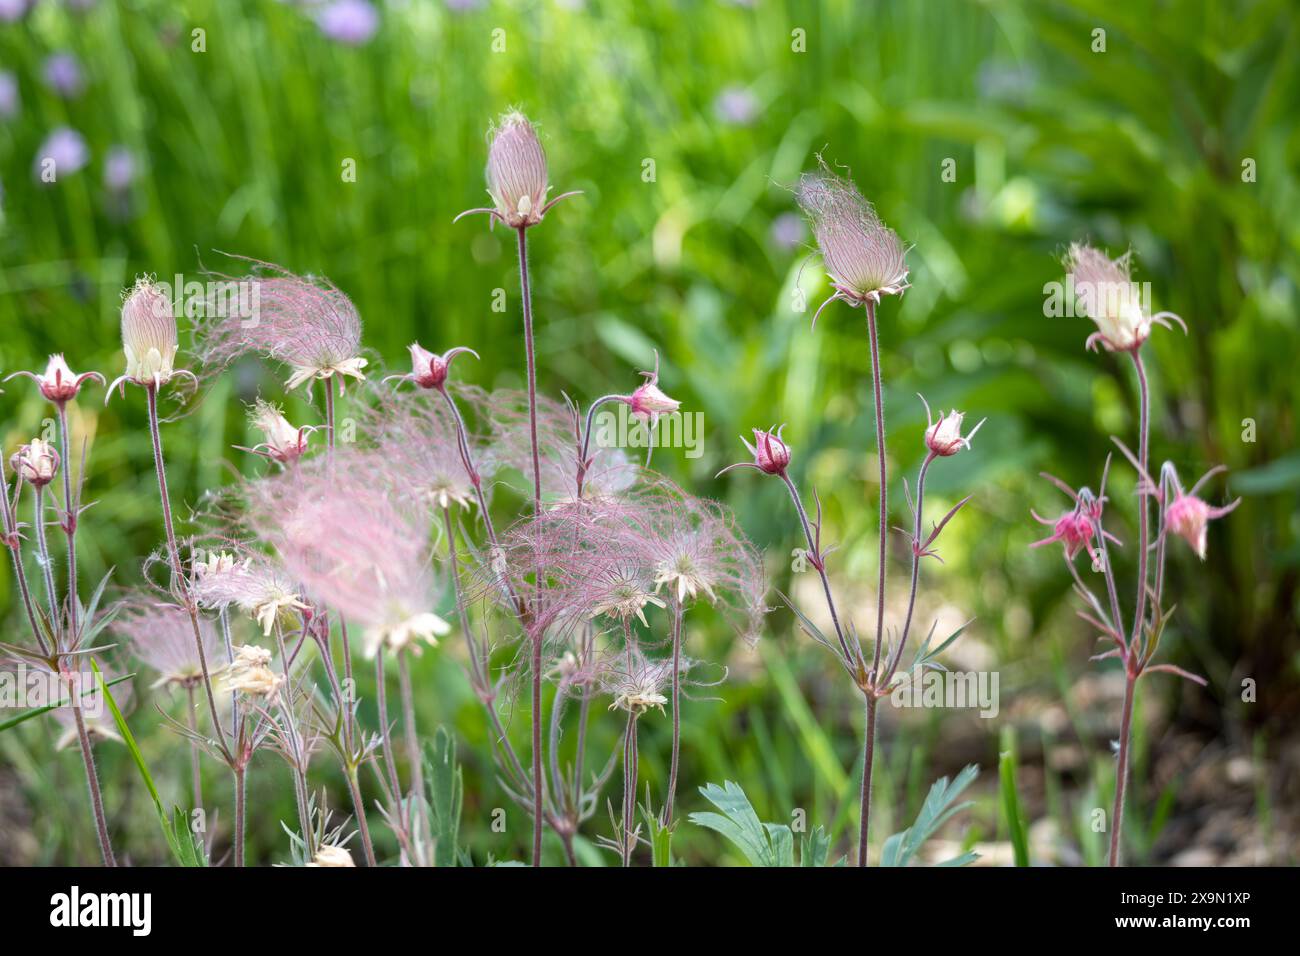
[423,726,463,867]
[90,660,206,866]
[880,765,980,867]
[690,781,775,866]
[999,727,1030,867]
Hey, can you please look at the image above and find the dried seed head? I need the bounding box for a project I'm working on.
[120,277,180,387]
[308,844,356,867]
[115,598,221,690]
[218,644,284,700]
[796,158,909,309]
[487,111,550,228]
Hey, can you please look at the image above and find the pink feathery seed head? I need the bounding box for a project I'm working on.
[188,544,309,638]
[636,480,769,644]
[193,261,367,393]
[486,387,637,502]
[359,385,486,515]
[626,350,681,421]
[796,156,909,316]
[3,354,105,406]
[246,454,450,658]
[114,596,220,690]
[921,397,985,458]
[486,111,550,228]
[384,342,478,391]
[10,437,59,486]
[117,276,182,390]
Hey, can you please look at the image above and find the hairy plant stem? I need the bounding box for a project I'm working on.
[397,650,432,860]
[345,767,376,868]
[1,467,48,655]
[884,453,935,684]
[70,695,115,866]
[273,623,315,857]
[576,394,622,498]
[32,486,60,640]
[1110,350,1152,868]
[620,709,639,867]
[530,633,544,866]
[662,600,684,826]
[1110,672,1136,867]
[55,404,79,643]
[858,693,878,867]
[313,626,377,867]
[233,763,246,867]
[374,648,404,807]
[861,299,889,867]
[145,386,230,760]
[778,473,854,667]
[515,226,543,519]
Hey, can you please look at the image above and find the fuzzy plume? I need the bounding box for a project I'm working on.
[241,451,449,658]
[193,261,368,392]
[114,596,221,690]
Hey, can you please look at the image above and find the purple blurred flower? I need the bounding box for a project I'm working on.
[43,53,85,99]
[317,0,379,45]
[0,0,31,23]
[0,71,18,121]
[769,211,804,251]
[104,145,135,192]
[713,85,759,126]
[444,0,485,11]
[33,127,89,181]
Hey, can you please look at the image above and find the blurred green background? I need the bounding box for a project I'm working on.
[1,0,1297,866]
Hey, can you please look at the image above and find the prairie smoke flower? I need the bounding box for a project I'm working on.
[4,354,104,406]
[383,342,478,391]
[10,437,59,486]
[317,0,379,45]
[1064,243,1186,353]
[109,277,195,395]
[308,844,355,867]
[457,111,580,229]
[115,599,220,690]
[921,398,984,457]
[1030,510,1096,562]
[718,426,791,478]
[193,264,367,394]
[713,85,759,126]
[246,457,451,658]
[34,127,89,180]
[796,157,909,324]
[241,400,313,465]
[626,351,680,422]
[218,644,283,700]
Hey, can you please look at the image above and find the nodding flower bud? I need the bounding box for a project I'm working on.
[308,845,355,867]
[1165,492,1238,561]
[3,354,105,406]
[487,111,549,228]
[921,399,984,458]
[10,438,60,487]
[247,400,311,464]
[119,277,179,387]
[717,425,792,479]
[627,350,680,421]
[219,644,283,701]
[384,342,479,391]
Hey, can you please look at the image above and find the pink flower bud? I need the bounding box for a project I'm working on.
[249,400,310,464]
[626,350,680,420]
[922,404,984,457]
[10,437,59,486]
[747,426,791,475]
[487,111,549,228]
[3,353,104,406]
[384,342,478,391]
[119,277,179,386]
